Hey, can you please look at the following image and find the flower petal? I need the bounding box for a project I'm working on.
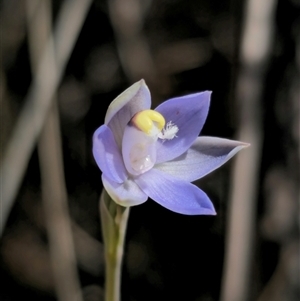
[156,136,250,182]
[102,174,148,207]
[105,79,151,147]
[135,169,216,215]
[155,91,211,163]
[93,125,127,183]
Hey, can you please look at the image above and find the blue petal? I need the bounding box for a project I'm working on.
[156,136,249,182]
[102,174,148,206]
[135,169,216,215]
[155,91,211,163]
[93,125,127,183]
[105,80,151,147]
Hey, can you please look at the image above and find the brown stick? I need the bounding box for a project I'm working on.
[0,0,93,236]
[220,0,277,300]
[26,1,84,300]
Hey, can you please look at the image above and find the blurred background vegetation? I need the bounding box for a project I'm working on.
[0,0,299,300]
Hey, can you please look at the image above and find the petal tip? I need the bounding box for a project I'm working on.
[237,141,251,150]
[201,204,217,216]
[139,78,146,85]
[208,208,217,216]
[134,78,147,90]
[104,79,150,124]
[242,142,251,148]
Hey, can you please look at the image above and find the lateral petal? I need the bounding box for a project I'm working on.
[155,91,211,163]
[93,125,127,183]
[156,136,249,182]
[135,169,216,215]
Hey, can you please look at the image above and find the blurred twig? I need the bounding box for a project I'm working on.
[108,0,171,101]
[26,0,84,300]
[220,0,277,301]
[0,0,93,236]
[256,242,299,301]
[0,1,28,159]
[72,222,104,276]
[154,38,212,75]
[108,0,156,82]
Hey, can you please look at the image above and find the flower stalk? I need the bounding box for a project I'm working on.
[100,189,130,301]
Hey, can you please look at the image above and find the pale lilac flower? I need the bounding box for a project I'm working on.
[93,79,248,215]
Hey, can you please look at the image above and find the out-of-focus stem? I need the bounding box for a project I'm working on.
[0,0,92,236]
[220,0,277,301]
[26,1,83,300]
[108,0,171,102]
[38,102,83,301]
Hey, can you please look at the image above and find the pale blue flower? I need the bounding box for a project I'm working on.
[93,79,248,215]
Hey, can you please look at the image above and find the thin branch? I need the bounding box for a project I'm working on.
[220,0,277,301]
[0,0,93,236]
[26,0,84,300]
[108,0,156,82]
[108,0,171,102]
[38,103,84,301]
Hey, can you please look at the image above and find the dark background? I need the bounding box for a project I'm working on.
[1,0,299,300]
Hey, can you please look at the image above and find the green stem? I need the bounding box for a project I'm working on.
[100,189,130,301]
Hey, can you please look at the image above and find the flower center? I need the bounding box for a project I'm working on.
[122,110,178,176]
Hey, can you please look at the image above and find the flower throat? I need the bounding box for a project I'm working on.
[122,110,178,176]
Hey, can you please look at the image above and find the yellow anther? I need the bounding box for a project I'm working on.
[132,110,165,135]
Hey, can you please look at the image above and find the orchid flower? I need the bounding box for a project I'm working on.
[93,79,248,215]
